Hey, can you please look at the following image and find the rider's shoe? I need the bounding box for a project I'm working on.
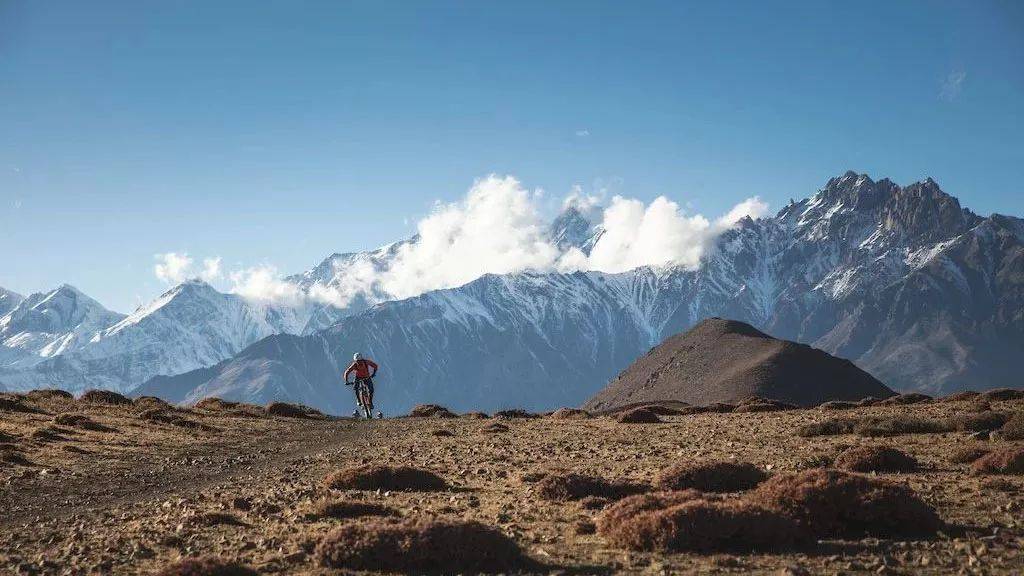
[352,409,360,418]
[376,411,383,419]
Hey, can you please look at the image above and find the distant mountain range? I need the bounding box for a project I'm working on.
[4,172,1022,412]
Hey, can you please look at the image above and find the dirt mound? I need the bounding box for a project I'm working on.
[264,402,323,419]
[946,411,1010,432]
[818,400,858,410]
[194,397,238,411]
[133,395,171,410]
[834,446,919,473]
[981,388,1024,401]
[79,389,131,405]
[949,446,991,464]
[749,469,941,538]
[970,448,1024,475]
[324,465,447,491]
[494,409,537,419]
[1000,412,1024,440]
[549,408,591,419]
[53,413,115,433]
[25,389,74,401]
[155,556,257,576]
[315,518,532,572]
[536,472,647,501]
[616,408,663,423]
[655,461,768,492]
[481,422,509,433]
[408,404,456,418]
[584,318,893,411]
[597,491,807,552]
[0,395,44,414]
[308,500,396,520]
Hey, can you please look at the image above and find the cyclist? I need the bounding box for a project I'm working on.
[344,353,379,415]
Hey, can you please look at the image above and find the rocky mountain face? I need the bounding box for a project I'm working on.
[138,172,1024,413]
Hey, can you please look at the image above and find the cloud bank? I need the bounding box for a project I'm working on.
[154,175,769,308]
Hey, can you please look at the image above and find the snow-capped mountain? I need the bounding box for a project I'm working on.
[0,280,307,393]
[0,284,125,368]
[136,172,1024,413]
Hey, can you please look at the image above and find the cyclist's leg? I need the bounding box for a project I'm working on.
[366,378,375,410]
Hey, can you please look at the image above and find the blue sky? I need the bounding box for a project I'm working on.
[1,1,1022,312]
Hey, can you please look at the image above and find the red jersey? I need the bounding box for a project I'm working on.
[344,358,378,380]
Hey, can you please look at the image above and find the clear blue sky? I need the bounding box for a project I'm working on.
[1,1,1022,312]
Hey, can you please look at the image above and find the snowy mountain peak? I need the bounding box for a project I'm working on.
[549,203,603,254]
[0,287,23,318]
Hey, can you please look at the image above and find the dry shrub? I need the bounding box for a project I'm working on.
[819,401,858,411]
[597,491,807,552]
[852,416,950,437]
[797,418,858,437]
[949,446,991,464]
[734,401,793,413]
[194,397,238,411]
[79,389,131,405]
[431,429,454,437]
[706,402,736,413]
[0,396,43,414]
[308,500,396,520]
[980,478,1018,493]
[616,408,662,424]
[833,446,919,473]
[970,447,1024,475]
[265,402,324,419]
[409,404,456,418]
[30,427,68,442]
[315,518,531,572]
[190,512,246,527]
[25,389,74,401]
[1,447,33,466]
[139,409,217,431]
[748,469,941,538]
[945,411,1009,432]
[481,422,509,433]
[0,430,15,443]
[941,391,981,402]
[53,413,115,433]
[1000,412,1024,440]
[879,393,932,406]
[463,411,489,419]
[856,396,882,407]
[155,556,257,576]
[324,464,447,491]
[981,388,1024,402]
[133,396,171,410]
[574,520,597,535]
[656,461,768,492]
[494,409,537,419]
[536,472,647,501]
[968,400,993,412]
[579,496,610,510]
[549,408,591,419]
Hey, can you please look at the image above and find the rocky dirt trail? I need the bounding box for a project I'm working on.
[1,391,1023,575]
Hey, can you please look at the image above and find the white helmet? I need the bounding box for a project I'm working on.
[353,352,362,361]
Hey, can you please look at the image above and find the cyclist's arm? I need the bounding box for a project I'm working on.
[343,363,356,382]
[366,359,379,377]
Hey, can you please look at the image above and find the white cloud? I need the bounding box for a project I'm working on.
[716,196,769,228]
[940,69,967,102]
[228,265,304,306]
[200,257,222,282]
[575,129,590,137]
[154,252,194,284]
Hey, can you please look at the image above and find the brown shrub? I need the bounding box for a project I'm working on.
[25,389,74,401]
[536,472,647,501]
[30,427,68,442]
[1,447,33,466]
[1000,412,1024,440]
[189,512,246,527]
[797,418,858,437]
[833,446,919,473]
[79,389,131,405]
[481,422,509,433]
[879,393,932,406]
[579,496,610,510]
[408,404,456,418]
[315,518,532,572]
[133,396,171,410]
[749,469,941,538]
[549,408,591,419]
[656,461,768,492]
[970,447,1024,475]
[324,465,447,491]
[265,402,324,419]
[431,429,454,437]
[616,408,662,424]
[597,492,808,552]
[53,413,115,433]
[818,401,858,411]
[981,388,1024,402]
[949,446,991,464]
[139,409,217,431]
[706,402,737,413]
[155,556,257,576]
[945,411,1009,432]
[0,430,15,443]
[734,401,793,413]
[308,500,396,520]
[462,411,490,419]
[574,520,597,535]
[0,396,44,414]
[194,397,238,411]
[941,391,981,402]
[494,409,537,419]
[856,396,882,407]
[853,416,950,437]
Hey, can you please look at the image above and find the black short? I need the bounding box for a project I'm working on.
[354,377,374,396]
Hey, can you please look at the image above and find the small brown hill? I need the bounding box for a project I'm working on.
[584,318,893,411]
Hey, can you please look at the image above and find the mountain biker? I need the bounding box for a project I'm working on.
[344,353,378,413]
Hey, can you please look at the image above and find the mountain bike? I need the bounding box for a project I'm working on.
[349,378,382,419]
